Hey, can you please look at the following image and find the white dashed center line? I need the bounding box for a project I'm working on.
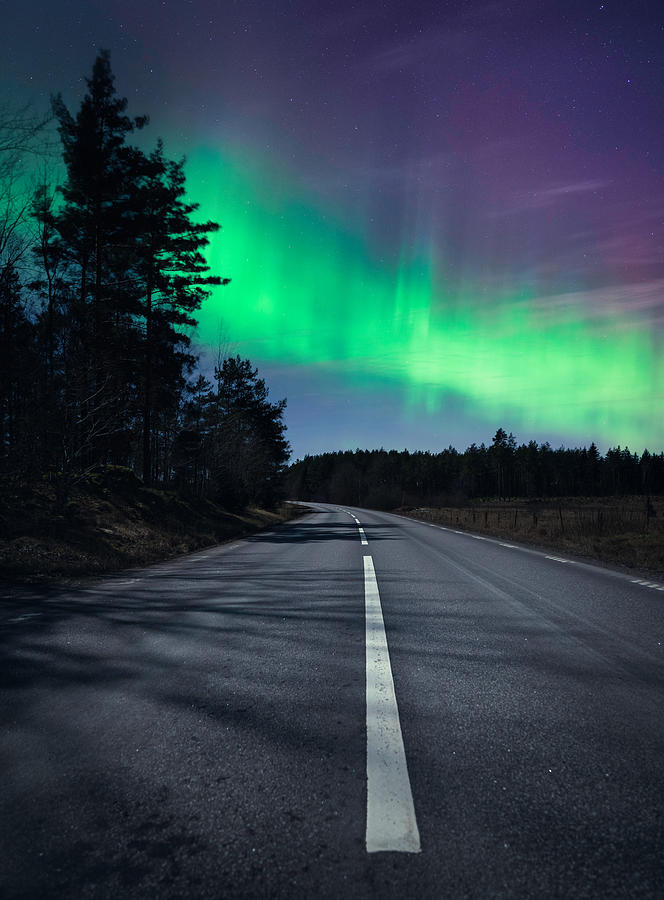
[364,555,420,854]
[338,508,370,546]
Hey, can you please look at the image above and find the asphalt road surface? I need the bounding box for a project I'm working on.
[1,503,663,898]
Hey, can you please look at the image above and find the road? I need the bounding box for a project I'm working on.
[1,502,663,898]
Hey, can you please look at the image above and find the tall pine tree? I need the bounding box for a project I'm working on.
[50,51,228,482]
[51,50,148,466]
[131,141,228,484]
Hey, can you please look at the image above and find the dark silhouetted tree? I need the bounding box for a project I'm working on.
[207,356,290,508]
[130,141,228,483]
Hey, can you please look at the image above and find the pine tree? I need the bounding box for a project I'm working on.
[130,141,228,484]
[176,373,214,494]
[51,50,148,465]
[50,51,228,483]
[52,51,146,327]
[208,356,290,508]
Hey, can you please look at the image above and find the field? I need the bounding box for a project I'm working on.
[403,496,664,580]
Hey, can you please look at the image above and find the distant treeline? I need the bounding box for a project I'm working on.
[286,429,664,508]
[0,52,289,509]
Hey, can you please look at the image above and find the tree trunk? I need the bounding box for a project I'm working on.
[142,274,153,485]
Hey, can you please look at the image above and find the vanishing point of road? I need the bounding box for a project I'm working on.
[1,503,663,898]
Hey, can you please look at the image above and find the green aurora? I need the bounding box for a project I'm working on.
[191,147,663,451]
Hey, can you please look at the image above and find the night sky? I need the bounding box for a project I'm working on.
[4,1,664,458]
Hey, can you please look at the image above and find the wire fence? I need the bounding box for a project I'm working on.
[413,499,663,540]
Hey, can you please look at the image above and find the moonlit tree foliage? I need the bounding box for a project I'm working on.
[0,52,289,509]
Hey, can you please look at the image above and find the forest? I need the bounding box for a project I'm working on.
[286,429,664,510]
[0,52,289,512]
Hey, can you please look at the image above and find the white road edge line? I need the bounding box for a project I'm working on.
[364,555,420,854]
[392,510,659,589]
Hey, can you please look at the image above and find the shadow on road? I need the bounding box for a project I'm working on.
[246,519,400,544]
[0,547,372,897]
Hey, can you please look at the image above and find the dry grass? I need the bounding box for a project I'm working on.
[0,469,302,584]
[402,496,664,580]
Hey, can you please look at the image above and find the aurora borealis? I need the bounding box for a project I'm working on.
[194,145,662,451]
[4,1,664,456]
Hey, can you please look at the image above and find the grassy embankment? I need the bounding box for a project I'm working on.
[402,496,664,580]
[0,466,302,584]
